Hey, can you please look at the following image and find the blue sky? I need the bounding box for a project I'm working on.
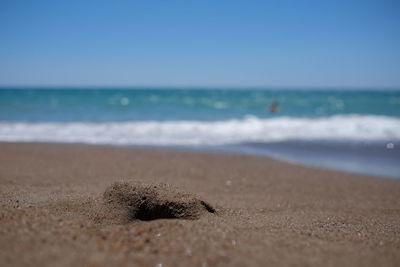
[0,0,399,88]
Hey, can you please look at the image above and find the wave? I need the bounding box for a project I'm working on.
[0,115,399,146]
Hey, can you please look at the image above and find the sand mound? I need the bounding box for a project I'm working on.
[103,181,215,222]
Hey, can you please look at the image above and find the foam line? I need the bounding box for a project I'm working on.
[0,115,399,145]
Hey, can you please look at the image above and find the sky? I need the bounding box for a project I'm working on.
[0,0,399,88]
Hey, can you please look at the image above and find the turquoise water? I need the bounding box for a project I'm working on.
[1,88,399,122]
[1,88,399,178]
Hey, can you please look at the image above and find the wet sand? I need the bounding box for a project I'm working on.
[0,142,399,266]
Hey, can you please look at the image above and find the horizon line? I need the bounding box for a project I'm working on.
[1,84,400,91]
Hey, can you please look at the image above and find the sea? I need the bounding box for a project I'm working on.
[1,88,399,178]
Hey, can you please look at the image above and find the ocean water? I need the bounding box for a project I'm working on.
[1,88,399,178]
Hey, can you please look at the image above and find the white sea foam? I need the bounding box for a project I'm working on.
[0,115,399,146]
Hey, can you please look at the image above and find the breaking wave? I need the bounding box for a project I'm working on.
[0,115,399,146]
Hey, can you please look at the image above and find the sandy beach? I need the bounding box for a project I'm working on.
[0,142,399,267]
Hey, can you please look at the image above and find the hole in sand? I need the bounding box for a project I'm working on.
[103,181,216,222]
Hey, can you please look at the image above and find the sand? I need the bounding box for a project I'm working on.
[103,181,216,222]
[0,142,400,267]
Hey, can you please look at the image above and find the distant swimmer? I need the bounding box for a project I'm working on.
[269,101,279,114]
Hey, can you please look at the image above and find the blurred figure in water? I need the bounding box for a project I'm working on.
[269,101,279,114]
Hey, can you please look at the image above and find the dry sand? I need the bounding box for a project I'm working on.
[0,142,399,267]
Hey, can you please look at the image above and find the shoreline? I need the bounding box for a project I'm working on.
[1,142,400,266]
[1,140,399,179]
